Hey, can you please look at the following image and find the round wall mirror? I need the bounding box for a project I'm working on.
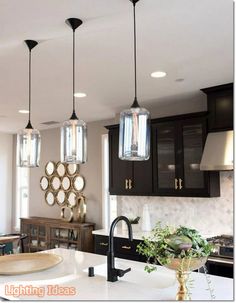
[56,162,66,177]
[67,163,78,176]
[61,206,73,222]
[40,176,49,191]
[56,190,66,206]
[67,192,77,208]
[73,176,85,192]
[61,176,71,191]
[45,191,55,206]
[51,176,61,191]
[45,161,55,176]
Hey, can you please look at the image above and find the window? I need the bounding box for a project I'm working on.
[102,134,117,229]
[15,167,29,231]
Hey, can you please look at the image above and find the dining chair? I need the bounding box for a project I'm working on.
[0,233,28,254]
[0,244,6,256]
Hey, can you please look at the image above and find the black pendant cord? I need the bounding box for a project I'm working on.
[70,28,78,120]
[65,18,83,120]
[24,40,38,129]
[27,49,32,127]
[131,1,140,108]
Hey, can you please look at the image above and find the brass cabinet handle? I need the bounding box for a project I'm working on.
[128,179,132,190]
[122,245,131,250]
[100,242,108,246]
[179,178,183,190]
[125,179,129,190]
[175,178,178,190]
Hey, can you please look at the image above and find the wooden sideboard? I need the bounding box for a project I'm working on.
[20,217,95,253]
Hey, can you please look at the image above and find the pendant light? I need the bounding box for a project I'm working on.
[119,0,150,161]
[17,40,41,167]
[61,18,87,164]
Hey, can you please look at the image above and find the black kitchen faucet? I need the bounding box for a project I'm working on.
[107,216,133,282]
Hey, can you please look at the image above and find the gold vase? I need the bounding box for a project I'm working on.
[73,194,86,223]
[160,257,207,301]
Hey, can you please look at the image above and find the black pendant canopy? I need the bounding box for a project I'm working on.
[24,39,38,129]
[66,18,83,31]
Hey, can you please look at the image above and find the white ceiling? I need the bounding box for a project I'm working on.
[0,0,233,133]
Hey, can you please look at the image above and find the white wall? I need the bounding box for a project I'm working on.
[0,133,13,233]
[28,119,113,229]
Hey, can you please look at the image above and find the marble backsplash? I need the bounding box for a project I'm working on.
[116,172,233,236]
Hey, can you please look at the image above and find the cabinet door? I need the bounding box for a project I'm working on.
[109,127,133,195]
[131,159,153,195]
[177,118,209,196]
[152,122,179,195]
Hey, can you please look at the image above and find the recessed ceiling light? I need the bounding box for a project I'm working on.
[151,71,167,78]
[74,92,87,98]
[19,109,29,114]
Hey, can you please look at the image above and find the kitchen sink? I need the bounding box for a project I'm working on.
[85,260,177,289]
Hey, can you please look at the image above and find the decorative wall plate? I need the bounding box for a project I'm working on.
[45,191,55,206]
[40,160,86,216]
[51,176,61,191]
[61,176,71,191]
[56,190,66,206]
[40,176,49,191]
[73,175,85,192]
[56,162,66,177]
[67,163,78,176]
[45,161,55,176]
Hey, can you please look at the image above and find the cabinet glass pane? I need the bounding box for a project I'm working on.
[183,124,204,188]
[157,124,176,188]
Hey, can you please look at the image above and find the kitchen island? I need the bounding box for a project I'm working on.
[0,248,233,301]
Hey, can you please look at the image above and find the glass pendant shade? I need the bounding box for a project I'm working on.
[17,127,41,167]
[119,0,151,161]
[61,118,87,164]
[119,106,150,161]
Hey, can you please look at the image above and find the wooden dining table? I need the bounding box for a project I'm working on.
[0,236,19,244]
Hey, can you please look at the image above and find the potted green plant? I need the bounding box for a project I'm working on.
[137,223,214,301]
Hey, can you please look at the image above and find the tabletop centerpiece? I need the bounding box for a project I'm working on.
[137,223,213,301]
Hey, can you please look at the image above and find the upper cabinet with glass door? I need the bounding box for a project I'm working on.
[152,113,220,197]
[152,122,178,196]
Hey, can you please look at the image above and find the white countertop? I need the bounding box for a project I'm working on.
[92,228,154,240]
[92,228,215,241]
[0,248,233,301]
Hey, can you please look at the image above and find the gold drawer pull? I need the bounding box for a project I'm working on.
[175,178,178,190]
[125,179,129,190]
[128,179,132,190]
[179,178,183,190]
[100,242,108,246]
[122,245,131,250]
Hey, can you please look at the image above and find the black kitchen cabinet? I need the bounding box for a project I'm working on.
[201,83,233,132]
[152,112,220,197]
[203,258,233,279]
[106,125,153,196]
[106,112,220,197]
[94,235,147,262]
[94,236,233,278]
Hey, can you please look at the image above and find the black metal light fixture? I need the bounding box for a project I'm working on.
[17,40,41,167]
[119,0,150,161]
[61,18,87,164]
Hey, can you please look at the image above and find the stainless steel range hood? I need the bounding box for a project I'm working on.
[200,130,233,171]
